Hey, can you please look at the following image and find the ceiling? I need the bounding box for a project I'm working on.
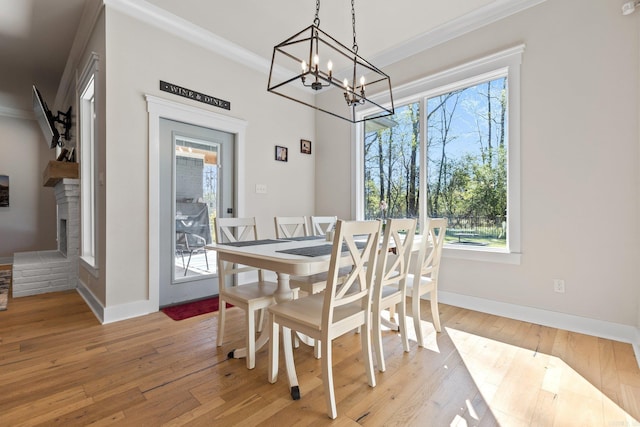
[0,0,538,114]
[0,0,87,113]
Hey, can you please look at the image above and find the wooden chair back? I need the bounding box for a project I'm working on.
[274,216,309,239]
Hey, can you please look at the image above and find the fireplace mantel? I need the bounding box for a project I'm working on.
[43,160,79,187]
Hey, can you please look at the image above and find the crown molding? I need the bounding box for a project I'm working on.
[0,105,33,120]
[55,0,104,110]
[101,0,546,80]
[103,0,272,74]
[50,0,547,107]
[372,0,546,68]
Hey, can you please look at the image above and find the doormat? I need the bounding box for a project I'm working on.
[161,296,232,321]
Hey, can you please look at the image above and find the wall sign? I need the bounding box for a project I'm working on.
[160,81,230,110]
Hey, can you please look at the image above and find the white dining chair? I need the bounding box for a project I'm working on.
[215,217,279,369]
[274,216,309,239]
[279,215,348,357]
[371,217,417,372]
[268,219,381,419]
[405,218,447,346]
[289,214,349,297]
[310,215,337,236]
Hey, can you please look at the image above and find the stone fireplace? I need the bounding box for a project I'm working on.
[12,178,80,297]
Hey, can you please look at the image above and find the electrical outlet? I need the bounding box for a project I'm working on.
[553,279,565,293]
[255,184,267,194]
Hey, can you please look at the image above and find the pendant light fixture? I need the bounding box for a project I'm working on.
[267,0,394,123]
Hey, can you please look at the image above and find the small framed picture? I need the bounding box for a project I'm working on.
[0,175,8,207]
[300,139,312,154]
[275,145,288,162]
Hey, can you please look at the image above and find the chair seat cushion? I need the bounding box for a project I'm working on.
[289,266,352,286]
[269,292,364,333]
[405,274,434,292]
[221,281,278,302]
[380,284,401,300]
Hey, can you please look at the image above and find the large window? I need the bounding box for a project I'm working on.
[79,53,99,269]
[426,76,507,248]
[357,46,523,263]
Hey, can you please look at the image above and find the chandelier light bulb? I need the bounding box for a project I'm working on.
[301,60,307,72]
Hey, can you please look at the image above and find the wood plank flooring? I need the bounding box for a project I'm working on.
[0,291,639,426]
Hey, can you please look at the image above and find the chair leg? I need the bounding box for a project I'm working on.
[372,303,386,372]
[361,317,376,389]
[282,327,300,400]
[412,295,424,348]
[321,336,337,419]
[257,308,265,333]
[217,298,226,346]
[388,304,397,321]
[184,251,193,276]
[430,290,442,333]
[246,307,256,369]
[268,316,279,383]
[398,299,410,353]
[204,249,209,270]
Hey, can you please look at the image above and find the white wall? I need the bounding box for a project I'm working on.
[0,115,57,258]
[102,8,316,307]
[316,0,640,328]
[73,7,107,306]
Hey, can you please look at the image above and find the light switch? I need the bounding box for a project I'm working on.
[255,184,267,194]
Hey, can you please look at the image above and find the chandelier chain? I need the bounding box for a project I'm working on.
[314,0,320,26]
[351,0,358,53]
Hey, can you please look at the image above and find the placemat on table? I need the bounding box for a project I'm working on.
[279,235,325,241]
[276,241,366,257]
[219,239,282,247]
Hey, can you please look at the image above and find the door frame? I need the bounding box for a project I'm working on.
[146,94,246,311]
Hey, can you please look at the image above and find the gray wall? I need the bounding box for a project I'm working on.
[0,114,57,258]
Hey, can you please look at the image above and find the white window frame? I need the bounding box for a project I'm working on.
[354,45,524,264]
[78,53,99,272]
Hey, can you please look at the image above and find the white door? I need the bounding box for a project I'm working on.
[159,118,235,307]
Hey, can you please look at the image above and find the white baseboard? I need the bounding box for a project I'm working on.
[436,291,640,369]
[76,281,105,323]
[102,298,157,324]
[633,329,640,371]
[76,280,156,324]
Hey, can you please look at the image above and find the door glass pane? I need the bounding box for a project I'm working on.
[174,137,218,281]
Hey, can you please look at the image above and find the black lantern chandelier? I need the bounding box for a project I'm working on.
[267,0,394,123]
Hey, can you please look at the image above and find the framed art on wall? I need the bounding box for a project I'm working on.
[0,175,8,207]
[300,139,311,154]
[275,145,288,162]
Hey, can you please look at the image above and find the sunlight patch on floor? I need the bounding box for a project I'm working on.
[381,310,442,354]
[445,327,639,426]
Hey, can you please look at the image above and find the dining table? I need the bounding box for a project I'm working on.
[206,235,345,360]
[206,232,425,362]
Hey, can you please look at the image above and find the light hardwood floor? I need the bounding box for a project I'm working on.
[0,291,639,426]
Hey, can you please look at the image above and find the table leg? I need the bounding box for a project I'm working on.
[275,272,295,303]
[228,272,297,361]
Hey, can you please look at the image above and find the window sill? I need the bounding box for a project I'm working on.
[443,245,521,265]
[80,256,100,278]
